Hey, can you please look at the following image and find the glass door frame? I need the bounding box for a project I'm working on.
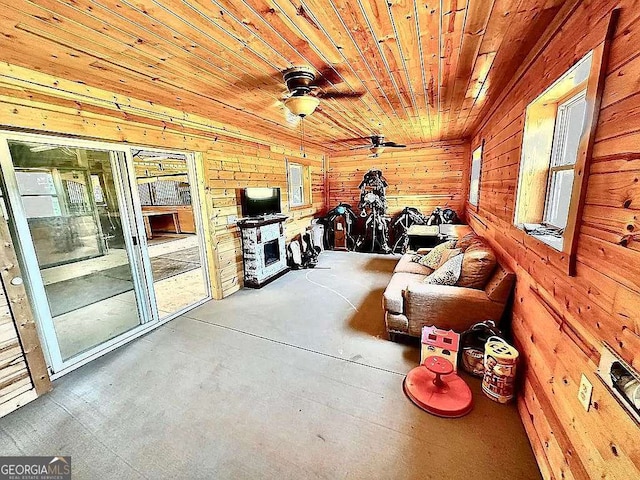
[0,131,211,377]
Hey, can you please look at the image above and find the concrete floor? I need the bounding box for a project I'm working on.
[0,251,541,480]
[43,235,208,360]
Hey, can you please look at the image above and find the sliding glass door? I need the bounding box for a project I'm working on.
[0,137,152,371]
[0,133,210,374]
[131,149,209,319]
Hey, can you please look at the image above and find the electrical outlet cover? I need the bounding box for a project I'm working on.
[578,374,593,412]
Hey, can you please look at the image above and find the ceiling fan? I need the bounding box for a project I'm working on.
[349,135,407,157]
[281,66,364,118]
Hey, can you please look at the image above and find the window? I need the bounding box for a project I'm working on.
[469,144,483,206]
[287,162,310,208]
[544,92,587,229]
[515,52,592,251]
[513,42,609,275]
[137,180,192,206]
[15,169,95,218]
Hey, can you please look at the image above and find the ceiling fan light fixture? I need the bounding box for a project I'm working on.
[370,146,385,155]
[284,95,320,117]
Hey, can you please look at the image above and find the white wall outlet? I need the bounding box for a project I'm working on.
[227,215,238,225]
[578,374,593,412]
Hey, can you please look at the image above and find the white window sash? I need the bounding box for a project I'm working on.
[288,163,304,207]
[543,91,586,228]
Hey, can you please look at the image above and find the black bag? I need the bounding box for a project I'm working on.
[459,320,504,377]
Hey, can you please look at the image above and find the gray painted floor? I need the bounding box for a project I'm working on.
[0,251,541,480]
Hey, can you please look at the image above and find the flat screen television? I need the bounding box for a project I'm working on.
[241,187,281,217]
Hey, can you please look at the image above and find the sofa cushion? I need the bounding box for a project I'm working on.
[423,253,463,286]
[437,248,462,268]
[416,240,455,269]
[455,232,480,251]
[394,254,433,275]
[457,241,497,289]
[383,272,426,313]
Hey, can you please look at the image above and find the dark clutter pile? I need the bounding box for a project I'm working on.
[317,168,461,254]
[354,169,392,253]
[287,229,322,270]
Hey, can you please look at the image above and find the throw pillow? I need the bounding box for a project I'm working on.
[455,232,479,251]
[436,248,462,268]
[423,253,464,286]
[416,240,455,269]
[457,241,498,289]
[410,253,424,263]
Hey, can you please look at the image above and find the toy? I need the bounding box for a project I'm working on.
[420,326,460,371]
[404,356,473,418]
[481,336,519,404]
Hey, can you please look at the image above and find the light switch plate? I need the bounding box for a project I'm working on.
[227,215,238,225]
[578,374,593,412]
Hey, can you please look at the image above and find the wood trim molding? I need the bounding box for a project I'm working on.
[565,8,620,275]
[0,217,51,396]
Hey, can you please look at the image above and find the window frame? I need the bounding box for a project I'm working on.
[468,141,484,209]
[511,27,614,276]
[287,160,311,209]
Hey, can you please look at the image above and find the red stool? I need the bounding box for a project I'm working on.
[403,356,473,418]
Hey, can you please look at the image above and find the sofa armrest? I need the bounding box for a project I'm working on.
[403,283,505,335]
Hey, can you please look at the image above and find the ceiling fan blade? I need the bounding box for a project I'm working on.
[314,66,345,89]
[334,137,373,143]
[317,90,365,100]
[383,142,406,148]
[349,144,374,150]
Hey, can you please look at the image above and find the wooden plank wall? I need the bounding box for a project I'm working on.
[328,141,469,217]
[208,147,325,297]
[0,282,36,416]
[0,217,51,417]
[466,1,640,479]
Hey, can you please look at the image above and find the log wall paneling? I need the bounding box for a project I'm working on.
[466,1,640,478]
[206,146,325,297]
[328,141,469,217]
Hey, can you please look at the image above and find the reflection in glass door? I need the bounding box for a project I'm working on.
[0,139,150,368]
[132,149,209,318]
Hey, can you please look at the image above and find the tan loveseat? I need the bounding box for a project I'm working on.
[383,229,515,339]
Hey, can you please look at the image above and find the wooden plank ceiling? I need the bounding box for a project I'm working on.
[0,0,563,151]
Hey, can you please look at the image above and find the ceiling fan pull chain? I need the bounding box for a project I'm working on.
[301,116,306,158]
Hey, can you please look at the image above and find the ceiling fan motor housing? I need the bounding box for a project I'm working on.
[371,135,385,146]
[283,66,316,96]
